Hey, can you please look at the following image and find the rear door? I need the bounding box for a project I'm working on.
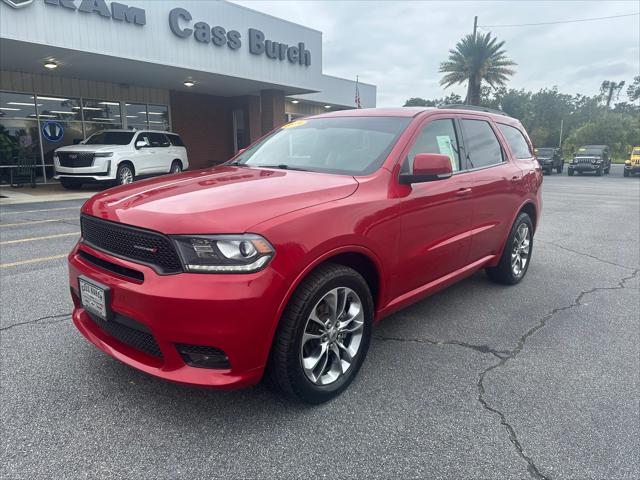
[147,132,172,173]
[393,116,474,296]
[457,116,526,263]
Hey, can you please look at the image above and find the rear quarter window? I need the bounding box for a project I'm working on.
[497,123,533,159]
[167,134,185,147]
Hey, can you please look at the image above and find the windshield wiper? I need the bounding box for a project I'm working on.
[254,164,310,172]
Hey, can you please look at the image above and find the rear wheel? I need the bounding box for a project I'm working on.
[486,212,533,285]
[60,178,82,190]
[624,169,630,177]
[267,263,373,404]
[556,163,563,174]
[568,169,574,176]
[116,163,134,186]
[170,160,182,174]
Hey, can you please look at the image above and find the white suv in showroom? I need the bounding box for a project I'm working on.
[54,130,189,189]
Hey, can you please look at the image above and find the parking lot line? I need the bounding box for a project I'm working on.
[0,232,80,245]
[0,206,79,216]
[0,217,76,228]
[0,254,68,268]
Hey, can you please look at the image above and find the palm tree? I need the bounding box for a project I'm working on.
[440,32,516,106]
[600,80,626,108]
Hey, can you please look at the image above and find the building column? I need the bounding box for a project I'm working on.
[246,95,262,143]
[260,89,285,135]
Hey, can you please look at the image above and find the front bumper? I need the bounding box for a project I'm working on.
[569,163,602,172]
[54,157,114,181]
[68,242,286,389]
[624,164,640,174]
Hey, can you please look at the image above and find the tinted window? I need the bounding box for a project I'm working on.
[85,131,134,145]
[460,119,503,168]
[148,132,170,147]
[232,117,411,176]
[498,123,532,159]
[404,119,461,173]
[167,134,184,147]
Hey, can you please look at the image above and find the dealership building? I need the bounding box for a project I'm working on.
[0,0,376,181]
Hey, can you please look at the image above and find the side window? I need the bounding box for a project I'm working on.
[167,134,185,147]
[404,119,461,174]
[497,123,532,159]
[148,132,170,147]
[460,119,503,168]
[136,133,151,147]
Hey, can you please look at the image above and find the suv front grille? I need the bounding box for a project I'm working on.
[575,157,596,165]
[58,152,94,167]
[80,214,183,274]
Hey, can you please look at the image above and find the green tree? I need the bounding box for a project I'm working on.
[439,32,516,106]
[403,97,433,107]
[600,80,626,108]
[627,75,640,102]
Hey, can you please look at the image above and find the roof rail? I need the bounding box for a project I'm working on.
[437,104,511,117]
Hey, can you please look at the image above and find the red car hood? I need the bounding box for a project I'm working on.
[82,166,359,234]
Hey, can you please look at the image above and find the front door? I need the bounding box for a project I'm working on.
[393,117,474,297]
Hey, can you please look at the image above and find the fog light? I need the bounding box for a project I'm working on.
[176,344,230,369]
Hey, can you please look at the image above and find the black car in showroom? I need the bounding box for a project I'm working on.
[568,145,611,176]
[535,147,564,174]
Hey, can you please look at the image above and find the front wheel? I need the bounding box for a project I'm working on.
[624,169,630,177]
[596,167,603,176]
[267,264,373,404]
[486,212,533,285]
[568,169,574,176]
[116,163,135,186]
[556,163,563,174]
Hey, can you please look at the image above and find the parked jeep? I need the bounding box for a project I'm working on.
[568,145,611,176]
[534,147,564,174]
[624,146,640,177]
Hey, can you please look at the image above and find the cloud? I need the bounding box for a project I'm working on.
[234,0,640,106]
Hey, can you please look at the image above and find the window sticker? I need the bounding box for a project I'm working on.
[436,135,458,171]
[282,120,307,129]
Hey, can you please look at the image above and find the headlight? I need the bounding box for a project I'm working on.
[172,234,274,273]
[94,152,113,157]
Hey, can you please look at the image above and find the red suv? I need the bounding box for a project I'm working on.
[69,106,542,403]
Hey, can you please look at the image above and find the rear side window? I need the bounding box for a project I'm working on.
[498,123,532,159]
[405,119,461,173]
[148,132,170,147]
[460,119,503,168]
[167,134,185,147]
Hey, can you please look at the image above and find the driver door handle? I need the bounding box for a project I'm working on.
[456,187,472,197]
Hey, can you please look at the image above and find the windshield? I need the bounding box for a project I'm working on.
[576,147,604,155]
[230,117,411,175]
[633,148,640,155]
[535,148,554,156]
[85,131,135,145]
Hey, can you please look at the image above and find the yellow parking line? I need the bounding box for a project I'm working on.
[0,254,68,268]
[0,232,80,245]
[0,217,76,228]
[0,206,79,216]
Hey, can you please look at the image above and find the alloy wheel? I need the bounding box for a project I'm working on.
[300,287,364,386]
[119,167,133,184]
[511,223,530,278]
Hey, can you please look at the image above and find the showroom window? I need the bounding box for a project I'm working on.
[0,92,42,181]
[37,95,85,172]
[0,91,171,183]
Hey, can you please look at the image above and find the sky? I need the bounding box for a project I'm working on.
[234,1,640,107]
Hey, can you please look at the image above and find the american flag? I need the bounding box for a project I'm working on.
[355,75,361,109]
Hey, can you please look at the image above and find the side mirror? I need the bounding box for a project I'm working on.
[400,153,453,184]
[135,140,148,149]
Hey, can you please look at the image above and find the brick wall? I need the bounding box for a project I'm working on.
[170,90,234,169]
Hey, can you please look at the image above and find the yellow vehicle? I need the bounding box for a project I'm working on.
[624,146,640,177]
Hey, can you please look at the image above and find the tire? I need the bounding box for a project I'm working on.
[568,169,574,176]
[595,167,603,176]
[604,165,610,174]
[556,163,563,174]
[624,170,630,177]
[267,263,374,404]
[116,163,135,186]
[60,178,82,190]
[486,212,533,285]
[170,160,183,174]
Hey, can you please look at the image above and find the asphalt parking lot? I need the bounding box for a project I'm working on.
[1,164,638,480]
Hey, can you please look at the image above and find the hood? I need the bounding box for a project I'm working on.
[55,144,126,153]
[82,166,359,234]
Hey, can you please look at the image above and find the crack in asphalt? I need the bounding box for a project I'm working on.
[539,240,637,272]
[375,268,639,480]
[0,313,71,332]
